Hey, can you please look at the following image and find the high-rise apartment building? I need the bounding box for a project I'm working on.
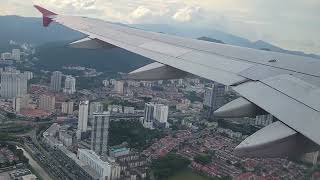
[154,104,169,123]
[114,81,124,94]
[203,83,226,110]
[203,87,214,108]
[39,94,56,112]
[63,75,76,94]
[89,102,104,115]
[91,111,110,156]
[1,72,28,99]
[255,114,274,127]
[203,83,226,119]
[78,100,89,132]
[61,101,74,115]
[13,94,30,113]
[11,49,21,61]
[143,103,169,129]
[143,102,155,129]
[23,71,33,80]
[50,71,63,92]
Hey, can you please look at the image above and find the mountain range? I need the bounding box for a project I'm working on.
[0,15,318,73]
[131,24,320,59]
[0,16,83,49]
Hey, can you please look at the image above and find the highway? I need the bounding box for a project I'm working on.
[17,146,53,180]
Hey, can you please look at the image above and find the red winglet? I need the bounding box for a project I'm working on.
[34,5,57,27]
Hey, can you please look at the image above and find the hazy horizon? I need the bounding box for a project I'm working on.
[1,0,319,54]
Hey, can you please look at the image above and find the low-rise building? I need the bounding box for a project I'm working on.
[43,123,60,137]
[108,105,123,113]
[44,136,63,148]
[78,149,121,180]
[109,146,130,158]
[116,153,147,171]
[1,52,12,60]
[54,146,100,180]
[10,169,35,180]
[21,174,37,180]
[59,131,73,147]
[123,107,135,114]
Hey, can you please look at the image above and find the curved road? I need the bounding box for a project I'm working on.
[17,146,53,180]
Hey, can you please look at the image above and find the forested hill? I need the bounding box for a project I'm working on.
[34,41,151,73]
[0,16,83,48]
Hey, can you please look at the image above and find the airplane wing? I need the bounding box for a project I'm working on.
[34,5,320,158]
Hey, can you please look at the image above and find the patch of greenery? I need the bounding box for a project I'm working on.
[168,169,228,180]
[194,154,212,165]
[217,119,259,136]
[109,120,164,150]
[77,76,105,90]
[0,133,18,142]
[151,153,191,180]
[6,112,17,119]
[0,143,28,165]
[169,169,212,180]
[138,96,152,102]
[185,91,202,103]
[151,86,164,91]
[103,97,145,110]
[0,124,33,134]
[35,41,151,73]
[36,124,51,136]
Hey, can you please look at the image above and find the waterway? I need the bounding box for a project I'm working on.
[16,146,53,180]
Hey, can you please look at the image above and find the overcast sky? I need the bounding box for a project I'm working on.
[0,0,319,54]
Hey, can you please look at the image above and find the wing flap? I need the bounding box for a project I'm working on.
[139,41,192,58]
[179,51,254,73]
[262,74,320,111]
[233,81,320,145]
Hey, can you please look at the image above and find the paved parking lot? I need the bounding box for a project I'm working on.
[0,171,12,180]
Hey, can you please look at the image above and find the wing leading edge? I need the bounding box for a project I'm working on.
[34,5,320,158]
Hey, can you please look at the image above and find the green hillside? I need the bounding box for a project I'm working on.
[34,41,151,73]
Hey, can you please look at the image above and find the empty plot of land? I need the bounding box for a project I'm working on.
[0,171,11,180]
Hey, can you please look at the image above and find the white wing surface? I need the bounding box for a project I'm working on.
[35,5,320,158]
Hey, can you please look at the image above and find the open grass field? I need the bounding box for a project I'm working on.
[168,169,214,180]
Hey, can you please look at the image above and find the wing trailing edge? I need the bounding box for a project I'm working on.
[235,121,319,158]
[69,37,117,49]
